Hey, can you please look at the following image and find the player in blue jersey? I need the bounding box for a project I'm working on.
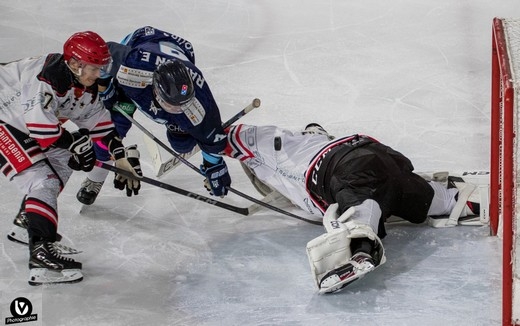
[77,26,231,204]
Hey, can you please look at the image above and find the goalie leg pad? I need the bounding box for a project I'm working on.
[306,203,386,294]
[306,227,353,290]
[428,177,489,227]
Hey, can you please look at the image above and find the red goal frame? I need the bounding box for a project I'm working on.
[490,17,520,326]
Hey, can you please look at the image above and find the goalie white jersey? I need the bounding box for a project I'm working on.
[226,124,333,216]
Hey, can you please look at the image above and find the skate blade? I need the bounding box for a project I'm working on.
[29,268,83,286]
[7,225,29,245]
[7,229,81,255]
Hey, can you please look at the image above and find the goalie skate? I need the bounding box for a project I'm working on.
[303,123,335,140]
[7,207,81,255]
[318,252,376,294]
[28,240,83,285]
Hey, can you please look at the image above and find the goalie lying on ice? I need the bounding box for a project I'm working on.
[224,123,487,293]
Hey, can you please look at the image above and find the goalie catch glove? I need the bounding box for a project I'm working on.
[66,129,96,172]
[105,133,143,196]
[199,152,231,197]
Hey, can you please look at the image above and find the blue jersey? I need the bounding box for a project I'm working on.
[106,26,226,155]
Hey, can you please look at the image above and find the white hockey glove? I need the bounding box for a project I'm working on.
[108,137,143,196]
[67,129,96,172]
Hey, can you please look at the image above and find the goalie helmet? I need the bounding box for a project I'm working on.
[63,31,111,67]
[153,60,195,111]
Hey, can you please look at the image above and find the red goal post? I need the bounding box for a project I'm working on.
[490,17,520,326]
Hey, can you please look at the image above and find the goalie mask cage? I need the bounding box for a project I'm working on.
[491,17,520,326]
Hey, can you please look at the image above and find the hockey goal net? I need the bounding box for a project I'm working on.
[491,17,520,326]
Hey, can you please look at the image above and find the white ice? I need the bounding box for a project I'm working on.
[0,1,518,325]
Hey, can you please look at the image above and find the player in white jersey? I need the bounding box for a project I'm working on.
[0,31,142,285]
[225,123,481,293]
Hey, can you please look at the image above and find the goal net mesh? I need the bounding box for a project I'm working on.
[500,17,520,325]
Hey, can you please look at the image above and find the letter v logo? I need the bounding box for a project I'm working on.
[15,300,28,315]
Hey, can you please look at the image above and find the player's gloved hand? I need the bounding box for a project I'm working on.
[200,154,231,197]
[67,129,96,172]
[109,138,143,196]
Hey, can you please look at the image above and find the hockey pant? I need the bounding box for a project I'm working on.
[9,147,73,242]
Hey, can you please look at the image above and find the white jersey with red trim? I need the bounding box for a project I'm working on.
[225,124,332,216]
[226,124,367,217]
[0,55,114,148]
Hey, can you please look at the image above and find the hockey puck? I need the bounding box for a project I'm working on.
[274,137,281,151]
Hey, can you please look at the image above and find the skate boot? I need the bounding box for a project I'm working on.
[28,238,83,285]
[7,199,63,245]
[7,202,30,245]
[7,201,80,254]
[76,178,104,205]
[318,252,376,294]
[303,123,335,140]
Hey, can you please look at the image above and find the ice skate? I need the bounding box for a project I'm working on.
[76,177,104,205]
[303,123,335,140]
[318,252,375,294]
[28,239,83,285]
[7,203,31,245]
[7,204,80,255]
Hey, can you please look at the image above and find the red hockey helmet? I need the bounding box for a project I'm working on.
[63,31,111,67]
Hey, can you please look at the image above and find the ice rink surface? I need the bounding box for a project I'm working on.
[1,0,519,325]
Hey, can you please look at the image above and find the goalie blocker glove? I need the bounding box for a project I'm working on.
[103,131,143,196]
[200,152,231,197]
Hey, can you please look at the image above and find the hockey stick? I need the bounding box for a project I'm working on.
[116,102,321,225]
[96,161,249,215]
[222,98,261,129]
[143,98,261,177]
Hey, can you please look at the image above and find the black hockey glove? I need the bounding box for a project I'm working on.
[108,137,143,196]
[67,129,96,172]
[200,156,231,197]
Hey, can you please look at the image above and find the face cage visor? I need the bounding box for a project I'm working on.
[153,86,195,114]
[73,57,112,77]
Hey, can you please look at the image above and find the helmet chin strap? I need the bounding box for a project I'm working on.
[65,59,83,79]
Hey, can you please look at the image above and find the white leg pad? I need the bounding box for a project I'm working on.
[306,228,353,289]
[306,203,386,291]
